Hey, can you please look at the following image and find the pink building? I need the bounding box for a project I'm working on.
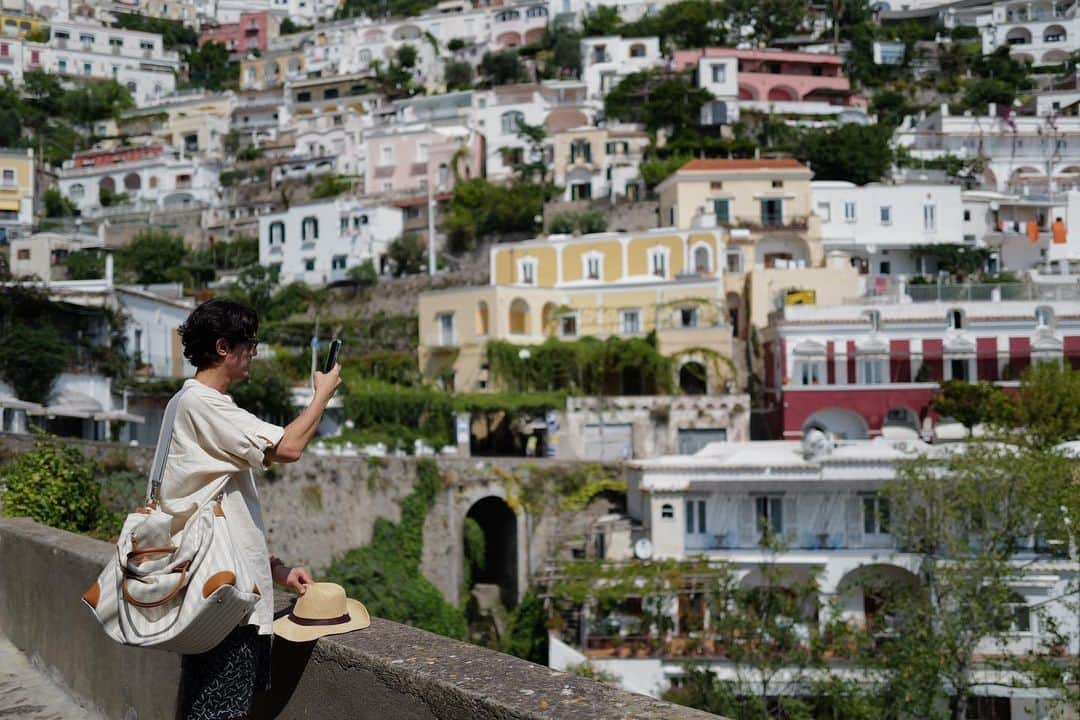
[199,12,276,53]
[363,125,484,198]
[672,48,867,109]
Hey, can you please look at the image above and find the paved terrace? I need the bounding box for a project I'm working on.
[0,518,721,720]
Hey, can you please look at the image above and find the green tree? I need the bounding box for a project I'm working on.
[1013,362,1080,448]
[504,591,549,663]
[880,442,1075,720]
[723,0,809,46]
[909,244,990,280]
[444,179,555,252]
[0,434,106,533]
[932,380,1015,435]
[115,229,187,284]
[347,259,379,288]
[797,124,893,185]
[230,359,295,424]
[961,78,1016,113]
[582,6,622,36]
[444,60,473,90]
[0,324,70,403]
[310,174,352,199]
[621,0,727,49]
[387,232,427,276]
[604,71,712,136]
[64,251,106,280]
[480,50,528,86]
[43,188,77,217]
[185,41,238,90]
[112,13,198,48]
[61,80,134,127]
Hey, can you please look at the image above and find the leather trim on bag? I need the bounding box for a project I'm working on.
[213,502,225,517]
[127,546,177,564]
[82,581,101,609]
[203,571,237,598]
[253,584,260,596]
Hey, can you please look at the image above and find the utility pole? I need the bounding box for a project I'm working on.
[427,163,437,275]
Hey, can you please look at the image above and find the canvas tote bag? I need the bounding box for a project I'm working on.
[82,385,261,654]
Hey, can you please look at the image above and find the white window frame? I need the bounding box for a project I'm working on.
[621,308,641,335]
[690,242,712,274]
[924,203,937,231]
[517,257,537,286]
[648,246,670,279]
[269,221,285,244]
[880,206,892,225]
[685,498,707,536]
[501,110,524,135]
[710,63,725,83]
[862,494,891,535]
[793,357,825,385]
[1035,306,1054,328]
[582,251,603,281]
[754,495,783,536]
[436,311,455,346]
[380,144,394,166]
[416,141,429,163]
[301,216,318,241]
[843,201,856,223]
[858,355,888,384]
[726,249,743,273]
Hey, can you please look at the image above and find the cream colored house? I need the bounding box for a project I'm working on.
[0,148,35,240]
[418,227,733,393]
[550,124,648,202]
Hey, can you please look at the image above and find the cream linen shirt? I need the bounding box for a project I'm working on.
[158,379,285,636]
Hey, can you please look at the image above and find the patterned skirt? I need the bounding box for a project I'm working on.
[179,624,272,720]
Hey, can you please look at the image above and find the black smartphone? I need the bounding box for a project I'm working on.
[324,339,342,372]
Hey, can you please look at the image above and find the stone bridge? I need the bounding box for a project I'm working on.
[0,518,720,720]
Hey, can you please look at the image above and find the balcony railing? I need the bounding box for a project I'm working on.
[726,215,810,231]
[852,282,1080,304]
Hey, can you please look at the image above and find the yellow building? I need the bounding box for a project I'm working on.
[551,124,649,202]
[0,148,35,233]
[240,50,306,91]
[0,12,42,37]
[418,227,735,393]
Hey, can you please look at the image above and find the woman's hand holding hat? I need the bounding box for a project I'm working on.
[272,560,313,595]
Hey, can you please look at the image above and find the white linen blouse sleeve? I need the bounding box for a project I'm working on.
[193,392,286,471]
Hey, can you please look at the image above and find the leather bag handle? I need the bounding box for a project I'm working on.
[122,564,189,609]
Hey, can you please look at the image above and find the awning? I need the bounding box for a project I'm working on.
[0,395,44,413]
[29,389,103,419]
[94,410,146,424]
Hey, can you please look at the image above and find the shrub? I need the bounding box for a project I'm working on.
[0,434,105,533]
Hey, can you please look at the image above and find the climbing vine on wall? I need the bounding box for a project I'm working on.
[325,459,468,639]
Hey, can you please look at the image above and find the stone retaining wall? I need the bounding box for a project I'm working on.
[0,518,720,720]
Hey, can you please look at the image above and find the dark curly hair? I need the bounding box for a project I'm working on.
[178,298,259,370]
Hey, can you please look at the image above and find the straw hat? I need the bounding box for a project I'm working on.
[273,582,370,642]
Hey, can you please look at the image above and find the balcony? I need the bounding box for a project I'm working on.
[727,215,810,231]
[851,282,1080,304]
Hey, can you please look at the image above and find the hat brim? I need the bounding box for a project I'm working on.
[273,598,371,643]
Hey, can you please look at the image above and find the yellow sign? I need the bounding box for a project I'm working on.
[785,289,817,306]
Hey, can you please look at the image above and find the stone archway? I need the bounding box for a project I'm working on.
[465,496,519,610]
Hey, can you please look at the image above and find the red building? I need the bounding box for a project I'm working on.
[761,290,1080,439]
[199,12,276,53]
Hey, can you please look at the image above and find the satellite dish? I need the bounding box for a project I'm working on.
[634,538,653,560]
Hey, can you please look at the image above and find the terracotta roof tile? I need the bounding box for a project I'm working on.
[679,158,809,172]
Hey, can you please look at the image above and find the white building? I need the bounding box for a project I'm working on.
[474,84,553,181]
[895,104,1080,195]
[581,35,662,104]
[546,436,1079,715]
[57,146,221,214]
[694,54,738,125]
[8,231,103,281]
[812,181,965,282]
[23,20,181,107]
[259,198,403,286]
[977,0,1079,65]
[0,35,24,84]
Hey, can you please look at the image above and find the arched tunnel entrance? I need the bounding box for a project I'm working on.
[464,496,518,611]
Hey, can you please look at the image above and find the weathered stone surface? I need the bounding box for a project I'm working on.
[0,518,723,720]
[0,633,105,720]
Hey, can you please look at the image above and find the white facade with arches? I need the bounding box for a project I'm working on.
[551,437,1080,706]
[977,0,1080,64]
[580,35,662,104]
[56,151,220,214]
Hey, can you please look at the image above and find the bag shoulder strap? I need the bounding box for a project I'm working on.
[145,383,194,505]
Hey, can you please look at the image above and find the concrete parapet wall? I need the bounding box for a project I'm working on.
[0,518,719,720]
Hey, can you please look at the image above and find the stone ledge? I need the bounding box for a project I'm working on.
[0,518,719,720]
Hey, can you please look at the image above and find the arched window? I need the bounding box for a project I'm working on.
[501,110,524,135]
[477,300,489,335]
[517,256,537,285]
[1035,306,1054,328]
[301,216,318,241]
[661,503,674,519]
[509,298,530,334]
[582,251,603,280]
[123,173,141,191]
[69,183,85,199]
[692,243,711,273]
[948,309,964,330]
[269,221,285,244]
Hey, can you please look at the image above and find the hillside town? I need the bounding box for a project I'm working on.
[0,0,1079,716]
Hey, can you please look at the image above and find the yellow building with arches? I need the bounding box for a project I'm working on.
[418,227,735,393]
